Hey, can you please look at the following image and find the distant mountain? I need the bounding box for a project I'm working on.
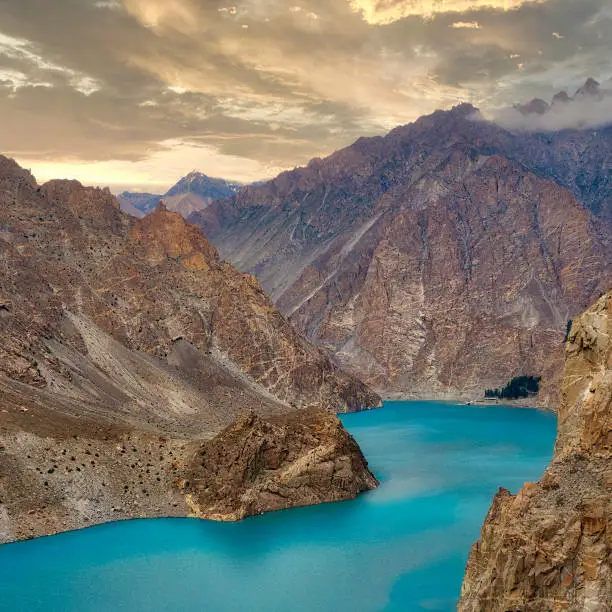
[499,77,612,132]
[116,191,161,217]
[191,101,611,405]
[515,77,608,117]
[118,171,244,218]
[166,170,243,200]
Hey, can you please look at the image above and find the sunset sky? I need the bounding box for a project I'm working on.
[1,0,611,192]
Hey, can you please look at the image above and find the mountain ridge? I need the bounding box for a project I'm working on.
[190,104,611,405]
[0,153,379,543]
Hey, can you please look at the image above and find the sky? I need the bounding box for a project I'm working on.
[0,0,611,193]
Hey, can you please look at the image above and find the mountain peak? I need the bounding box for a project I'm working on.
[0,154,37,188]
[450,102,479,117]
[551,90,571,106]
[515,98,550,116]
[575,77,601,99]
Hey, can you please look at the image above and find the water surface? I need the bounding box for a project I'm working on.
[0,401,556,612]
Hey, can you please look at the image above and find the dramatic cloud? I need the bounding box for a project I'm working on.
[347,0,547,24]
[0,0,611,190]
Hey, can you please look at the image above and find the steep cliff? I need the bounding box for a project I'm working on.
[459,292,611,611]
[192,106,611,403]
[0,154,379,543]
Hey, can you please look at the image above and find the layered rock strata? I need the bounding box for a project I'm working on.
[193,106,611,404]
[459,292,611,611]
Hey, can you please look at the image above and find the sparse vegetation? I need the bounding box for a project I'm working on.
[564,319,573,343]
[485,376,541,400]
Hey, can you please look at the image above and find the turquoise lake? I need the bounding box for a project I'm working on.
[0,401,557,612]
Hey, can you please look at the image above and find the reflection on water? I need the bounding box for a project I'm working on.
[0,401,556,612]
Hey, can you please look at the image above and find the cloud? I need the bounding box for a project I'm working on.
[0,31,101,94]
[0,0,611,191]
[490,88,612,131]
[347,0,546,25]
[450,21,481,29]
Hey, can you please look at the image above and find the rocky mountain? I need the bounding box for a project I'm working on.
[459,291,611,611]
[515,77,608,117]
[191,103,611,404]
[118,171,243,218]
[0,154,379,543]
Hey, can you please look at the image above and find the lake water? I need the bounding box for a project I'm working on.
[0,401,556,612]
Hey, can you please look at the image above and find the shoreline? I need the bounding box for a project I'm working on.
[380,393,557,412]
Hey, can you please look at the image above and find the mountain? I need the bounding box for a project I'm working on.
[0,155,379,543]
[459,291,611,610]
[500,77,612,134]
[116,191,161,217]
[191,103,611,404]
[516,78,607,118]
[118,171,243,218]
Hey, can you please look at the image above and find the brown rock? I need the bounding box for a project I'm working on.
[459,292,612,611]
[181,409,378,521]
[193,106,611,406]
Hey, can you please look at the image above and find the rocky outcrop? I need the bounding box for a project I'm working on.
[0,409,376,543]
[0,155,379,543]
[182,409,378,521]
[459,292,611,611]
[192,105,611,404]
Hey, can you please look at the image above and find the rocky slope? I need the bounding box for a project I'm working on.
[0,154,379,543]
[459,291,611,611]
[118,171,243,218]
[192,102,611,404]
[182,409,378,521]
[0,405,376,543]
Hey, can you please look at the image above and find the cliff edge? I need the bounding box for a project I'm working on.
[459,291,611,611]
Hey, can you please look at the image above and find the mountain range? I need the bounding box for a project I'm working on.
[515,77,609,117]
[118,171,243,219]
[191,85,612,405]
[0,155,378,542]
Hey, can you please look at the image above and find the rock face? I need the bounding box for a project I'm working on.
[182,409,378,521]
[459,292,611,611]
[0,155,379,544]
[192,105,611,403]
[118,171,243,218]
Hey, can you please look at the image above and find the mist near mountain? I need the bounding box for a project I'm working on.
[491,78,612,132]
